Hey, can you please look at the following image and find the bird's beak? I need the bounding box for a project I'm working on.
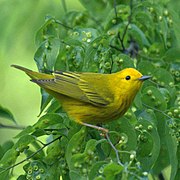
[138,75,151,81]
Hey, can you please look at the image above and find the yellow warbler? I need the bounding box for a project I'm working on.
[12,65,150,132]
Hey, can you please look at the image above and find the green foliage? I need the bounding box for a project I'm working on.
[0,0,179,179]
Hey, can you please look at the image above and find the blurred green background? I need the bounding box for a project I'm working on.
[0,0,83,143]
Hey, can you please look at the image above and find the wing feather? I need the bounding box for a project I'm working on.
[32,71,111,107]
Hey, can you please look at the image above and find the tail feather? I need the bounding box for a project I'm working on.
[11,64,54,80]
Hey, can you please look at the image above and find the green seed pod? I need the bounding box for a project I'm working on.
[167,112,173,117]
[148,125,153,131]
[112,19,117,24]
[33,165,39,171]
[163,10,169,16]
[142,172,148,176]
[36,175,41,180]
[139,124,143,129]
[62,170,67,174]
[82,37,87,42]
[151,96,156,101]
[73,31,79,36]
[136,161,141,167]
[160,82,165,86]
[78,163,82,168]
[26,175,32,180]
[93,42,97,48]
[174,109,178,114]
[130,154,135,160]
[28,169,33,174]
[147,90,152,96]
[39,168,44,174]
[175,71,180,77]
[105,62,111,69]
[66,45,70,50]
[86,32,92,38]
[82,168,87,174]
[149,7,154,13]
[159,16,163,21]
[74,162,79,168]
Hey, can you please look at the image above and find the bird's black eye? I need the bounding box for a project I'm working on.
[125,75,131,80]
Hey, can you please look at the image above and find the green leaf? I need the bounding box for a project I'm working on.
[138,61,155,76]
[38,89,53,117]
[34,38,61,71]
[79,0,109,17]
[136,119,160,170]
[117,54,134,69]
[129,24,150,47]
[66,127,86,167]
[103,162,123,179]
[0,105,16,123]
[165,125,178,180]
[33,113,64,129]
[35,17,57,46]
[15,126,34,139]
[89,161,107,180]
[164,47,180,61]
[138,109,157,126]
[69,170,85,180]
[159,17,168,48]
[109,117,137,163]
[14,135,35,152]
[45,140,63,165]
[153,68,174,88]
[142,86,167,110]
[46,99,61,114]
[0,148,19,168]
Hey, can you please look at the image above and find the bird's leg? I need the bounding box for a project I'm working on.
[79,122,123,166]
[79,122,109,133]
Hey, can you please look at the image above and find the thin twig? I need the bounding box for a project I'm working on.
[105,133,123,166]
[113,0,118,21]
[121,0,133,46]
[55,20,73,30]
[0,123,26,130]
[0,136,62,175]
[142,103,174,122]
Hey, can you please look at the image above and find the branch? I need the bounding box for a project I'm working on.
[121,0,133,46]
[105,133,123,166]
[113,0,118,21]
[112,0,134,52]
[0,123,26,130]
[55,20,73,30]
[142,103,174,123]
[0,136,62,175]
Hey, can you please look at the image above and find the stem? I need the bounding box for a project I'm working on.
[55,20,73,30]
[121,0,133,44]
[142,103,174,122]
[0,136,62,175]
[105,133,123,166]
[113,0,118,21]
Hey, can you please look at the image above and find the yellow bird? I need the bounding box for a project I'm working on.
[11,65,150,132]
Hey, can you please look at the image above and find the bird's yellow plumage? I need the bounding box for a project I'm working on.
[11,65,150,131]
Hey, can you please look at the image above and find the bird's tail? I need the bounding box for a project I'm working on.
[11,65,53,80]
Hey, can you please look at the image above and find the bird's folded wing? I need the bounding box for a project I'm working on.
[32,71,110,107]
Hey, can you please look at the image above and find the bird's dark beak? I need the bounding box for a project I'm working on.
[138,75,151,81]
